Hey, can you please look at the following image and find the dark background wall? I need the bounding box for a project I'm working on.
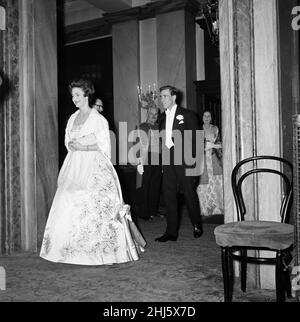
[194,20,221,132]
[58,36,114,166]
[278,0,300,166]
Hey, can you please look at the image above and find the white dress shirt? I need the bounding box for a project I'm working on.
[165,104,177,149]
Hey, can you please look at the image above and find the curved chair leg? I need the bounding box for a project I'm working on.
[240,249,247,292]
[221,247,233,302]
[275,251,285,302]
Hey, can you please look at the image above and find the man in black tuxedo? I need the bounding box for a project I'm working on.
[155,85,203,242]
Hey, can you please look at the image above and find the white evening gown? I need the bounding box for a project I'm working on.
[40,108,146,265]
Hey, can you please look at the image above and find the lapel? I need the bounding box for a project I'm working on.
[159,106,184,146]
[158,112,166,148]
[158,111,166,130]
[172,106,184,131]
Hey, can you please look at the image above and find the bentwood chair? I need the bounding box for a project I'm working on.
[214,156,294,302]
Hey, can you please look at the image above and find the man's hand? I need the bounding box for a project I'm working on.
[137,164,144,175]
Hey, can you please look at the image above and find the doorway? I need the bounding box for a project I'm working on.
[58,37,114,166]
[195,18,224,225]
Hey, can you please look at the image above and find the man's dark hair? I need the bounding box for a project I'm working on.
[159,85,178,97]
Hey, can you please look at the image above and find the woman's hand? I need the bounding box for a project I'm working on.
[205,141,222,151]
[205,141,214,151]
[68,140,86,151]
[68,140,75,151]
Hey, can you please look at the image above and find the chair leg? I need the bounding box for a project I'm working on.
[282,251,292,299]
[228,250,234,298]
[221,247,233,302]
[283,268,292,299]
[275,251,285,302]
[240,249,247,292]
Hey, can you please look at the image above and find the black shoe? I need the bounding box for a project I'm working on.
[193,224,203,238]
[155,233,177,242]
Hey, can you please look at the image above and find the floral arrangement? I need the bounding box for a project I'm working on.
[137,84,158,110]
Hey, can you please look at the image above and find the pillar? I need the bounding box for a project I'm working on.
[112,19,140,163]
[219,0,285,289]
[157,8,197,111]
[0,0,58,253]
[0,0,21,253]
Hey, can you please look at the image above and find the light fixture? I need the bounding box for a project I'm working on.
[137,84,158,110]
[201,0,219,47]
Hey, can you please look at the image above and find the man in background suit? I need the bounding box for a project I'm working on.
[155,85,203,242]
[136,107,162,221]
[93,98,104,113]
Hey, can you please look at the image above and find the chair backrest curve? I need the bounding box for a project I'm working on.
[231,156,293,222]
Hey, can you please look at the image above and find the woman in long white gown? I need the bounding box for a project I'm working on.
[197,111,224,216]
[40,79,146,265]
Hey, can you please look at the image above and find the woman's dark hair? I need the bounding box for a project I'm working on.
[69,78,95,100]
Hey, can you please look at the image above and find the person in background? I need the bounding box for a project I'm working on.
[136,107,162,221]
[196,110,224,216]
[93,98,104,113]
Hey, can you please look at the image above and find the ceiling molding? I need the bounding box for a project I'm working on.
[103,0,202,24]
[64,17,111,44]
[63,0,206,44]
[64,0,95,11]
[85,0,132,12]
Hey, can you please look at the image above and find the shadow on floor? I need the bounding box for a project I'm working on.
[202,215,224,224]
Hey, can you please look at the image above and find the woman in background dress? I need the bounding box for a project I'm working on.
[197,111,224,216]
[40,78,145,265]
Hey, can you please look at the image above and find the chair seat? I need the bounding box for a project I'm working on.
[214,220,294,250]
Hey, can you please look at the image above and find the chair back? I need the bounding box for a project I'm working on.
[231,156,293,222]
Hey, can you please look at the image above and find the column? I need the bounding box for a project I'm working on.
[112,19,140,163]
[219,0,282,289]
[0,0,58,253]
[0,0,21,253]
[156,8,197,111]
[33,0,58,249]
[139,18,157,123]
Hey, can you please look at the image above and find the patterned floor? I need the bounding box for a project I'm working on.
[0,210,298,302]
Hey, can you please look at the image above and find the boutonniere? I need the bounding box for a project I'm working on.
[176,114,184,124]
